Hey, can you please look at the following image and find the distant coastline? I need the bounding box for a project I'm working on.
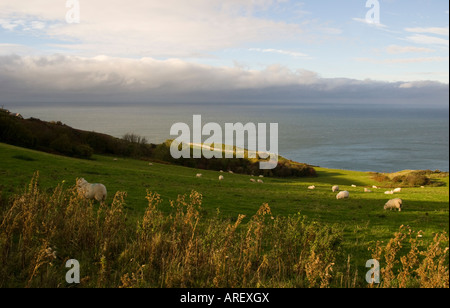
[4,102,450,173]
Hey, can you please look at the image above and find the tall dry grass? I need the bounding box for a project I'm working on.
[0,173,448,288]
[369,225,449,288]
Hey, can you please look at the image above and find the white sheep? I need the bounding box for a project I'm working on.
[364,188,372,193]
[219,175,224,181]
[384,190,394,195]
[196,173,202,178]
[336,191,349,199]
[257,179,264,183]
[384,198,403,212]
[250,179,256,183]
[351,184,357,188]
[332,185,339,192]
[393,188,402,193]
[372,185,378,189]
[76,178,107,202]
[308,185,316,190]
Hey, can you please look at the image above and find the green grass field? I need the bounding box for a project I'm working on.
[0,142,448,285]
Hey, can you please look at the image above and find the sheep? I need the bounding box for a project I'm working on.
[393,188,402,193]
[332,185,339,192]
[384,190,394,195]
[372,185,378,189]
[219,175,224,181]
[76,178,107,202]
[250,179,256,183]
[308,185,316,190]
[364,188,372,193]
[228,171,234,174]
[384,198,403,212]
[351,184,357,188]
[196,173,202,178]
[259,175,264,178]
[336,191,349,200]
[257,179,264,183]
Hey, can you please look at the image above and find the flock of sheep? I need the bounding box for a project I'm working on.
[196,172,265,183]
[76,168,403,212]
[197,171,404,212]
[308,183,403,212]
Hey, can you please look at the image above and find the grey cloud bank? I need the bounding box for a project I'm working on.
[0,54,448,107]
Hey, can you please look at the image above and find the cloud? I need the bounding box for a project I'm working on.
[0,0,303,58]
[352,17,388,29]
[0,43,36,55]
[0,54,447,106]
[405,27,449,36]
[385,45,435,54]
[403,27,449,47]
[249,48,308,58]
[405,34,449,47]
[356,56,449,64]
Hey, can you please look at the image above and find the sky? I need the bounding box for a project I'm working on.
[0,0,448,106]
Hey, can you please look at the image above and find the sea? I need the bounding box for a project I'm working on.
[11,102,449,173]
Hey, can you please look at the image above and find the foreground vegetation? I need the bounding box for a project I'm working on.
[0,174,448,288]
[0,140,448,288]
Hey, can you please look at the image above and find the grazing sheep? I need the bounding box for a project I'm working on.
[148,163,153,166]
[250,179,256,183]
[364,188,372,193]
[384,190,394,195]
[393,188,402,193]
[196,173,202,178]
[332,185,339,192]
[351,184,357,188]
[76,178,107,202]
[308,185,316,190]
[372,185,378,189]
[219,175,224,181]
[336,191,349,200]
[384,198,403,212]
[259,175,264,178]
[228,171,234,174]
[257,179,264,183]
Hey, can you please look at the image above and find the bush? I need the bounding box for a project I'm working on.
[73,144,94,159]
[372,173,391,183]
[405,173,430,187]
[50,134,73,155]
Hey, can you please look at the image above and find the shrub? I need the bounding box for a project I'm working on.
[372,173,390,183]
[405,174,430,187]
[50,134,73,155]
[73,144,94,159]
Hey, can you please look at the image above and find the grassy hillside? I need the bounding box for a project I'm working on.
[0,142,448,287]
